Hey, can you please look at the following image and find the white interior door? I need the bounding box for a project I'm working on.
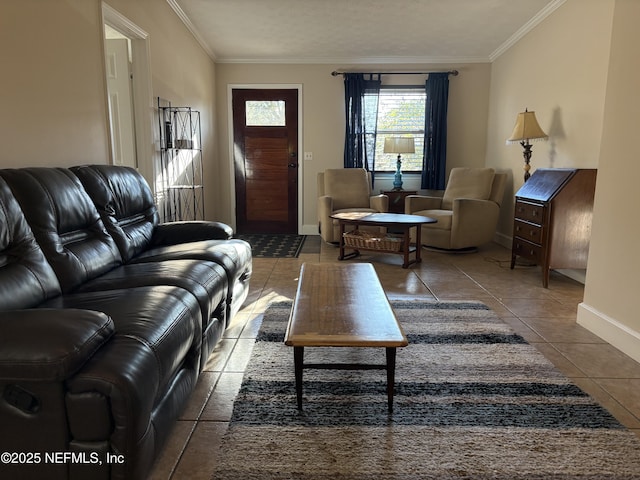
[105,38,137,168]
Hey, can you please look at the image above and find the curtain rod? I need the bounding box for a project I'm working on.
[331,70,458,77]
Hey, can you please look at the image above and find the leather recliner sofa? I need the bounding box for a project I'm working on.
[0,165,252,480]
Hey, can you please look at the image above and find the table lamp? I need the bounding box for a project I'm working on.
[384,137,415,190]
[506,109,548,182]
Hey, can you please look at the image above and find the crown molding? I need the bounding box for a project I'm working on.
[166,0,217,61]
[489,0,567,62]
[215,55,489,65]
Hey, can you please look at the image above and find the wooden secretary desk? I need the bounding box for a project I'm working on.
[510,168,597,288]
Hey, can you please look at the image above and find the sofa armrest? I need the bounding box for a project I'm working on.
[152,221,234,246]
[0,309,114,382]
[451,198,501,244]
[405,195,443,213]
[370,194,389,212]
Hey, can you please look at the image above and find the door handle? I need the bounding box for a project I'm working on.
[288,163,298,168]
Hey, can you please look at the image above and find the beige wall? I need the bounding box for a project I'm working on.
[215,62,491,231]
[0,0,220,217]
[486,0,615,241]
[577,0,640,362]
[0,0,110,166]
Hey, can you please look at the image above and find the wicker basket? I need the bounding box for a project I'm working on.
[343,230,404,252]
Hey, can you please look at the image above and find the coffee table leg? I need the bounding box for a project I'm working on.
[402,227,410,268]
[294,346,304,410]
[337,222,346,260]
[415,224,422,263]
[386,347,397,412]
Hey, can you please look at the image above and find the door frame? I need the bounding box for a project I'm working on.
[101,2,155,187]
[227,84,303,233]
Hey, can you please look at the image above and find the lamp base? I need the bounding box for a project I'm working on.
[521,141,533,182]
[393,154,403,190]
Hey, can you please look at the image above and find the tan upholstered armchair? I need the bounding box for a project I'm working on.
[406,167,507,251]
[317,168,388,243]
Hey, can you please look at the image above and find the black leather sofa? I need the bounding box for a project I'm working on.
[0,165,252,479]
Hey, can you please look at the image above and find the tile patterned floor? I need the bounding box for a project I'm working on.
[149,238,640,479]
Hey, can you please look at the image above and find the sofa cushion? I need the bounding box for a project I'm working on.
[414,209,453,230]
[441,168,495,210]
[75,259,228,370]
[0,177,62,309]
[130,239,252,320]
[42,285,202,396]
[71,165,159,262]
[323,168,371,211]
[0,168,122,293]
[72,165,236,260]
[77,260,227,325]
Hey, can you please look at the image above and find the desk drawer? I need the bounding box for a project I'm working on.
[512,238,542,263]
[514,220,543,244]
[515,200,545,224]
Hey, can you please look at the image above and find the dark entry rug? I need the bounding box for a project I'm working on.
[211,301,640,479]
[236,234,306,258]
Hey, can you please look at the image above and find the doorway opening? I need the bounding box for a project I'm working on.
[104,25,136,169]
[101,3,154,186]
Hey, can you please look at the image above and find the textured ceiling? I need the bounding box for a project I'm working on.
[173,0,563,63]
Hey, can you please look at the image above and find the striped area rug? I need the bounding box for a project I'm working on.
[212,301,640,479]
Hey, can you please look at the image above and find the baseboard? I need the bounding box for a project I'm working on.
[577,302,640,364]
[301,224,319,235]
[494,231,512,249]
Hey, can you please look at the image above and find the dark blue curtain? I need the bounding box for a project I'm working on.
[343,74,381,180]
[422,73,450,189]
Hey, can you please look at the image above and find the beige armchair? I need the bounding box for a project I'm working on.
[317,168,388,243]
[406,167,507,251]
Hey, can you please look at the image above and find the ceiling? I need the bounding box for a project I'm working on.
[172,0,564,64]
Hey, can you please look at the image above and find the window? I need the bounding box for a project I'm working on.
[372,87,425,172]
[245,100,286,126]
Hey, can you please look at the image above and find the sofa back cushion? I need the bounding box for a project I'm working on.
[322,168,371,211]
[441,168,495,210]
[0,168,122,293]
[72,165,159,262]
[0,177,61,309]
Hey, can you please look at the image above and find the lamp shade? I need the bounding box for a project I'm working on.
[506,110,548,144]
[384,137,415,154]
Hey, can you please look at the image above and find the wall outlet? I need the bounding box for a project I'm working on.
[304,152,313,161]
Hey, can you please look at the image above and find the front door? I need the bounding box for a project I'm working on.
[232,89,298,234]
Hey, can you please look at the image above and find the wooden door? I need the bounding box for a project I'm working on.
[232,89,298,234]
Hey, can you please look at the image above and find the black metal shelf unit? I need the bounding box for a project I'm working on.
[157,98,204,222]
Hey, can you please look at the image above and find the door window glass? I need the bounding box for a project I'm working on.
[245,101,286,126]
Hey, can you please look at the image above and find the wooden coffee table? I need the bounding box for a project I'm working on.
[284,262,408,412]
[330,212,436,268]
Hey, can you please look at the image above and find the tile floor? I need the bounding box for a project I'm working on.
[149,237,640,479]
